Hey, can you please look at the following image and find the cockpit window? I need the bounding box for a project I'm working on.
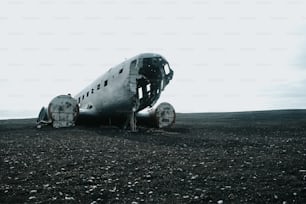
[135,56,173,111]
[164,63,171,75]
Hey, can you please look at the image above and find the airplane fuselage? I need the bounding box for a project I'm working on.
[75,53,173,122]
[37,53,174,129]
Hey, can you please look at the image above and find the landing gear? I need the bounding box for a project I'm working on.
[129,110,137,132]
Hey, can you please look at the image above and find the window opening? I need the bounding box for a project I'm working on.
[164,63,171,75]
[138,87,143,99]
[146,84,151,92]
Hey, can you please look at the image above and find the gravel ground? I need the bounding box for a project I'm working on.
[1,110,306,203]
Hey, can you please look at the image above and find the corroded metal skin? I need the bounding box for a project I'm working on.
[74,53,174,129]
[75,53,173,119]
[37,53,174,129]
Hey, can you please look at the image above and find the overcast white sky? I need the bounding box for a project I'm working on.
[1,0,306,118]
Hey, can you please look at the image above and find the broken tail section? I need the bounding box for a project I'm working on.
[37,95,79,128]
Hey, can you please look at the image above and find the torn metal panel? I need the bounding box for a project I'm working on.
[37,107,52,128]
[136,56,174,111]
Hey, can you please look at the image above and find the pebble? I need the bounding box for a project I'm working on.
[43,184,50,188]
[65,196,74,200]
[217,200,223,204]
[28,196,36,200]
[30,190,37,194]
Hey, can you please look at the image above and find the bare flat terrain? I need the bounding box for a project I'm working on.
[1,110,306,203]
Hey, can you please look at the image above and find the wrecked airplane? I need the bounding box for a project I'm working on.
[37,53,175,130]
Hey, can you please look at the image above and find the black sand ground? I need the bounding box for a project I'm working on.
[1,110,306,203]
